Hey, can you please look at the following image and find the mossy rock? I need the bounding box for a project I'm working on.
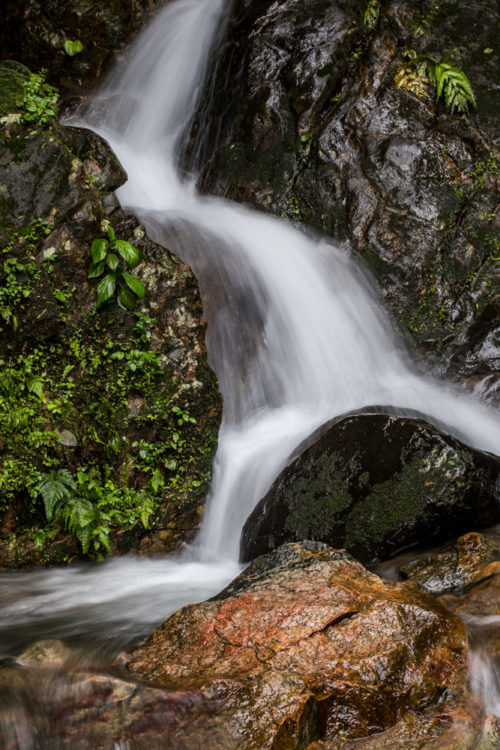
[241,408,500,564]
[0,99,221,566]
[0,60,30,118]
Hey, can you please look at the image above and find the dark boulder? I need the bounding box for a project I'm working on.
[191,0,500,399]
[240,409,500,564]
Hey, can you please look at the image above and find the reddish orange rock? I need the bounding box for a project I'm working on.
[117,542,471,748]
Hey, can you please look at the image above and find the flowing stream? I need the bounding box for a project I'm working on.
[1,0,500,741]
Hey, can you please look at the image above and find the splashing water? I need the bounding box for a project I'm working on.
[0,0,499,686]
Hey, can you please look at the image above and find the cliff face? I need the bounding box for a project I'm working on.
[192,0,500,404]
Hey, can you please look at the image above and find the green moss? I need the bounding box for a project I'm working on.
[345,447,469,549]
[0,62,30,118]
[283,454,353,540]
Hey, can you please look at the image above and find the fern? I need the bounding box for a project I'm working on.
[433,51,476,114]
[61,495,94,534]
[38,469,76,520]
[395,49,476,114]
[139,493,155,529]
[26,376,45,400]
[363,0,380,30]
[411,3,440,38]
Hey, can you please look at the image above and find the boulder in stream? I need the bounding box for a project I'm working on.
[1,541,492,749]
[241,409,500,564]
[115,541,473,748]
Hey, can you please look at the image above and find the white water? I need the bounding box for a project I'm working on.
[0,0,500,682]
[79,0,500,563]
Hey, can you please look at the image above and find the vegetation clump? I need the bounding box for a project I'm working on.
[89,224,146,309]
[16,69,59,125]
[396,49,476,114]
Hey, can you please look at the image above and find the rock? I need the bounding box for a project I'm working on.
[111,541,473,748]
[18,639,71,668]
[192,0,500,396]
[443,572,500,619]
[400,532,500,596]
[57,430,78,448]
[0,67,221,566]
[240,409,500,564]
[0,542,487,748]
[0,0,165,99]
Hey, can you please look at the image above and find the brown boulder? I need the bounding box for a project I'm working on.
[401,532,500,596]
[116,542,471,748]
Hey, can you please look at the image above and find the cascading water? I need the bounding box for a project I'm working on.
[77,0,500,561]
[1,0,500,741]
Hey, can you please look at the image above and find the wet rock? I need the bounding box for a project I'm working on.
[0,0,165,99]
[241,409,500,565]
[401,532,500,596]
[444,572,500,619]
[0,74,221,566]
[18,639,71,668]
[110,541,472,748]
[193,0,500,395]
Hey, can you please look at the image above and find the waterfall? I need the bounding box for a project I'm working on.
[0,0,499,686]
[78,0,499,562]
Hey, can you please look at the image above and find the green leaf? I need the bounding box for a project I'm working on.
[38,469,76,521]
[91,239,108,264]
[88,261,105,278]
[117,286,137,309]
[114,240,142,268]
[96,274,116,307]
[106,224,116,242]
[484,48,494,54]
[27,376,45,400]
[106,252,119,271]
[122,271,145,299]
[64,40,83,56]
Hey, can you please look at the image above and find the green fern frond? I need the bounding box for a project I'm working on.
[78,525,93,555]
[411,3,440,38]
[434,57,476,113]
[363,0,380,30]
[26,376,45,400]
[61,496,94,534]
[38,469,76,521]
[139,493,155,529]
[396,50,475,115]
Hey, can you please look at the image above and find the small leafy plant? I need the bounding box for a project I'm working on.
[396,49,476,115]
[89,225,146,309]
[37,466,155,556]
[411,2,440,38]
[64,40,83,56]
[363,0,380,31]
[17,70,59,126]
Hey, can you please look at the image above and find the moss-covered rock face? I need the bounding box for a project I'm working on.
[192,0,500,403]
[0,0,164,99]
[240,409,500,564]
[0,66,221,567]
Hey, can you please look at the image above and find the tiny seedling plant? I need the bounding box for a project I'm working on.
[89,226,146,309]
